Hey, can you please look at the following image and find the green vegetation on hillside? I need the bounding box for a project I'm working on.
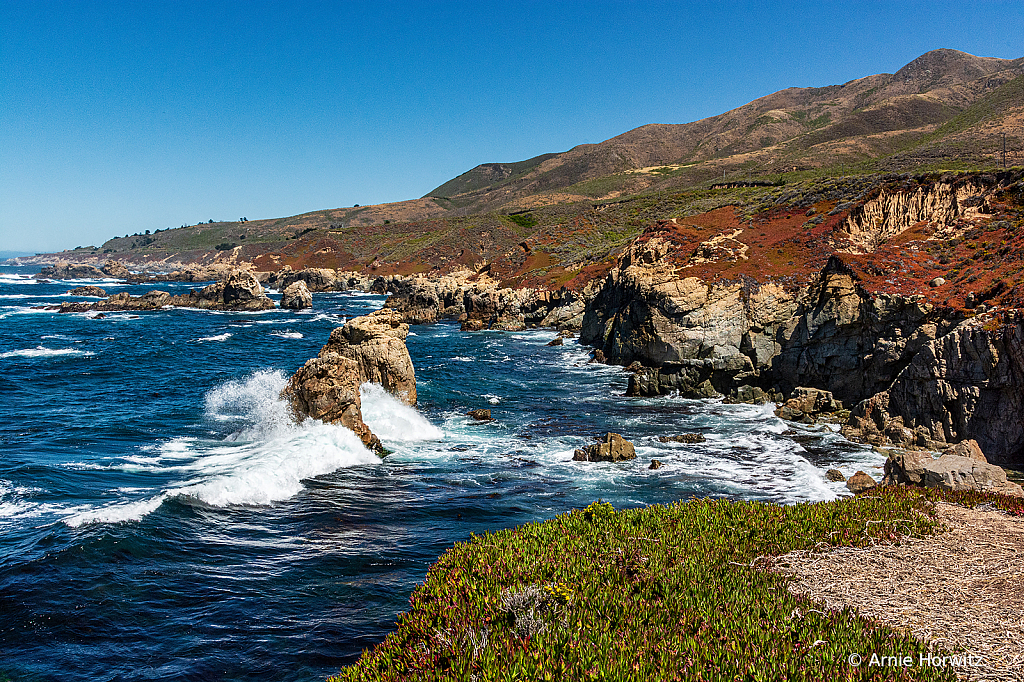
[332,488,1023,681]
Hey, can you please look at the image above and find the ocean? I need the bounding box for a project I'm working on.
[0,264,883,681]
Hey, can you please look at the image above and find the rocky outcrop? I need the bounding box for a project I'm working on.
[67,286,107,297]
[281,309,420,453]
[378,271,593,331]
[166,270,276,310]
[280,281,313,309]
[844,314,1024,467]
[101,260,132,279]
[580,237,799,398]
[314,309,417,405]
[775,387,845,424]
[573,433,636,463]
[56,270,275,313]
[577,210,1024,466]
[881,445,1023,496]
[280,354,381,452]
[35,261,106,280]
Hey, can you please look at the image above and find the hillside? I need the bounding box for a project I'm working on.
[19,48,1024,273]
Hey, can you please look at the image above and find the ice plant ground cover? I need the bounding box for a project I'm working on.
[333,487,1024,681]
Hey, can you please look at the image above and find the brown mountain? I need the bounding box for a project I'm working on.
[24,48,1024,273]
[424,49,1024,214]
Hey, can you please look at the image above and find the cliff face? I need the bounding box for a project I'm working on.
[839,181,988,252]
[845,315,1024,466]
[579,237,798,398]
[771,258,963,403]
[574,171,1024,466]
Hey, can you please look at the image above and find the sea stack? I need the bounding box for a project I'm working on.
[281,309,417,453]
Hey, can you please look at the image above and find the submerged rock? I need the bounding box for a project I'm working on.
[658,433,706,444]
[573,433,636,463]
[67,286,107,297]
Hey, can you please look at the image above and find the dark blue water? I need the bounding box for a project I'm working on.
[0,265,883,681]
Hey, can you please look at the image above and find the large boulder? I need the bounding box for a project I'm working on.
[280,354,381,452]
[318,309,417,405]
[882,445,1023,496]
[280,281,313,309]
[281,310,420,453]
[573,433,636,462]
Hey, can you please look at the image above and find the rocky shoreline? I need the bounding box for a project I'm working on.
[29,170,1024,490]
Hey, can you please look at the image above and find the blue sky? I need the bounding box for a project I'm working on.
[2,1,1021,253]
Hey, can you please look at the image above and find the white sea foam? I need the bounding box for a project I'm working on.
[271,331,303,339]
[200,330,236,342]
[62,370,381,525]
[64,495,169,527]
[0,274,39,285]
[0,346,94,359]
[360,383,444,443]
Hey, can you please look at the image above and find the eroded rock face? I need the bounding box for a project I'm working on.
[280,354,381,452]
[882,448,1023,496]
[281,309,420,453]
[844,315,1024,466]
[379,271,593,332]
[573,433,636,462]
[280,281,313,309]
[581,237,798,398]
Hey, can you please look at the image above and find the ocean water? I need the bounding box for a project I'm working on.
[0,265,883,681]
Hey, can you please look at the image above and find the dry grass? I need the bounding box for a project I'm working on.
[773,502,1024,681]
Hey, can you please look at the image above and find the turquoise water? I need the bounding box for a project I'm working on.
[0,265,882,680]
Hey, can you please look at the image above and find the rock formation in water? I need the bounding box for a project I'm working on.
[377,271,594,332]
[66,286,107,297]
[280,281,313,309]
[57,269,276,313]
[281,309,419,453]
[35,261,106,280]
[573,433,637,463]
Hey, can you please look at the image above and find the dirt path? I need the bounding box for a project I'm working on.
[774,502,1024,681]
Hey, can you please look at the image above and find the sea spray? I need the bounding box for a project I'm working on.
[360,382,444,443]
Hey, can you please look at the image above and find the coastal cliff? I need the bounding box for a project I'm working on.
[575,171,1024,467]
